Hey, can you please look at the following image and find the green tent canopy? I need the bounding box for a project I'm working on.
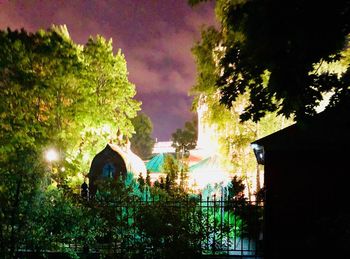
[188,155,230,189]
[146,153,166,173]
[189,155,222,173]
[146,153,181,173]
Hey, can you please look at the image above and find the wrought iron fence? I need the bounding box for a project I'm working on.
[16,194,264,258]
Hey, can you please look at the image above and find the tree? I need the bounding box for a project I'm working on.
[171,120,197,160]
[0,148,47,257]
[162,155,179,193]
[146,171,151,187]
[0,27,83,256]
[0,26,140,256]
[137,173,145,192]
[171,121,196,191]
[130,113,155,160]
[72,34,140,181]
[190,0,350,122]
[191,26,292,198]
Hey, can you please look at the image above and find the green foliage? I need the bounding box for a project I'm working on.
[227,176,245,201]
[0,148,46,257]
[0,23,265,258]
[192,0,350,121]
[136,197,202,258]
[0,25,140,183]
[81,35,139,137]
[161,155,179,193]
[130,112,156,160]
[171,120,197,161]
[225,176,263,239]
[0,27,81,155]
[191,25,292,196]
[146,170,151,186]
[137,172,146,192]
[0,26,140,256]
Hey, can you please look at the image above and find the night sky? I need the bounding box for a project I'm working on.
[0,0,216,140]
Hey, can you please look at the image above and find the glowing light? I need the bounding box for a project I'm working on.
[60,167,65,172]
[45,149,58,162]
[251,143,259,150]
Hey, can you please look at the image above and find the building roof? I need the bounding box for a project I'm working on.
[152,141,175,154]
[188,154,230,188]
[146,153,166,173]
[252,102,350,151]
[146,152,196,173]
[189,155,226,173]
[108,143,147,176]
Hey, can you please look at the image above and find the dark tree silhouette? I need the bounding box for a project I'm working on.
[190,0,350,122]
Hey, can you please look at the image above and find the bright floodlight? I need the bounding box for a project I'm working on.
[45,149,58,162]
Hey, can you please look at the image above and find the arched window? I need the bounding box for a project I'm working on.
[102,163,116,178]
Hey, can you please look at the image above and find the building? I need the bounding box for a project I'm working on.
[88,143,146,196]
[252,102,350,258]
[152,141,175,154]
[148,95,230,190]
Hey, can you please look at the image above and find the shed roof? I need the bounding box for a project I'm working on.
[252,102,350,151]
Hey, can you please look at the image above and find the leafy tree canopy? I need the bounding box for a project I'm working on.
[171,120,197,158]
[191,0,350,122]
[190,17,294,198]
[130,112,155,160]
[0,26,141,254]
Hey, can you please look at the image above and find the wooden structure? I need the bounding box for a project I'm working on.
[252,102,350,258]
[88,144,127,196]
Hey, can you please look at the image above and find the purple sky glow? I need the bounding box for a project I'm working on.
[0,0,216,140]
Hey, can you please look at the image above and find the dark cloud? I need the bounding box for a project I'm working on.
[0,0,216,140]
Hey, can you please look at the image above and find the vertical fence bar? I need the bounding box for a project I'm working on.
[233,199,237,251]
[227,198,230,255]
[213,194,216,254]
[241,201,243,256]
[220,191,223,252]
[199,194,202,253]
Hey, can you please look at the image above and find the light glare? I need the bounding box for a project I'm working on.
[45,149,58,162]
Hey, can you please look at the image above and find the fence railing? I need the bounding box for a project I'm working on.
[17,194,264,258]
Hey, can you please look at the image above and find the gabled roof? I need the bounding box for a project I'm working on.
[108,143,147,175]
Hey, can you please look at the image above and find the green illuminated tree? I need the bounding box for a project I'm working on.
[137,173,145,192]
[130,113,155,160]
[0,26,86,255]
[191,25,292,198]
[162,155,179,193]
[65,34,140,181]
[0,26,140,256]
[171,120,197,159]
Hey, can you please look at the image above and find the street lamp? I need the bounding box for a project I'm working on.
[251,143,264,165]
[45,149,59,162]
